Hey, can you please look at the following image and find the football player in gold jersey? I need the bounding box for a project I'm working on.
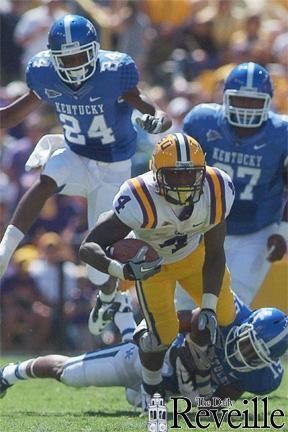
[79,132,236,401]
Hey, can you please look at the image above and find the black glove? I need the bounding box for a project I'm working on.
[136,114,164,134]
[198,308,218,345]
[123,246,163,280]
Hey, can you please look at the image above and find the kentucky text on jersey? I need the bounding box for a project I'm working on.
[26,50,139,162]
[212,147,262,168]
[55,102,104,116]
[183,104,288,235]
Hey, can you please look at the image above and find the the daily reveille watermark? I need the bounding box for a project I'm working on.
[147,395,286,431]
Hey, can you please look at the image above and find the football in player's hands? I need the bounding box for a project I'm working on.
[108,238,159,263]
[178,308,211,345]
[190,307,211,346]
[108,239,162,281]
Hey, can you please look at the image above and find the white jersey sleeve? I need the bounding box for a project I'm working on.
[205,166,235,225]
[221,168,235,219]
[113,180,145,230]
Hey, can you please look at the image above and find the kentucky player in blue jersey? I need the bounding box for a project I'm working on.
[179,62,288,305]
[0,15,171,327]
[170,295,287,402]
[1,294,287,409]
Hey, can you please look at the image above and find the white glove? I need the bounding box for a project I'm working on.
[25,134,65,171]
[178,339,213,399]
[185,334,211,371]
[176,357,198,400]
[136,114,165,134]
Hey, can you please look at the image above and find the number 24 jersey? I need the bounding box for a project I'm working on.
[26,49,139,163]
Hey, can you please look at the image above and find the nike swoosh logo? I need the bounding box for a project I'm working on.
[90,96,101,102]
[254,143,266,150]
[140,266,153,273]
[192,222,202,227]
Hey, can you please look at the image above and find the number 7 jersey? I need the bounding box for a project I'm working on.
[113,167,235,264]
[26,49,139,163]
[183,104,288,235]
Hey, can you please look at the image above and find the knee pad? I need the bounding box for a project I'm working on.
[133,320,168,353]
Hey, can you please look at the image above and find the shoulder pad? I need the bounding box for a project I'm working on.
[26,51,52,93]
[205,166,235,224]
[113,175,157,229]
[28,50,51,69]
[183,103,221,134]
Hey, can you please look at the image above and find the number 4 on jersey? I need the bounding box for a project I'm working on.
[115,195,131,213]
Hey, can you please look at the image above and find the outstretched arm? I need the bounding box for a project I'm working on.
[198,221,227,344]
[0,90,42,129]
[203,220,226,299]
[122,86,172,133]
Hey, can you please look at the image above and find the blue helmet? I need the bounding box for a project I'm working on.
[225,308,288,372]
[223,62,273,128]
[48,15,100,84]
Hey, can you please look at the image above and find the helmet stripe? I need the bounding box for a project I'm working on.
[183,134,191,161]
[174,133,182,161]
[174,133,189,162]
[64,15,73,44]
[246,62,255,88]
[266,324,288,349]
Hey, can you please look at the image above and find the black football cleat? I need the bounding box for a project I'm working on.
[0,366,13,398]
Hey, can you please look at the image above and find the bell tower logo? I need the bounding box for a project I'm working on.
[147,393,168,432]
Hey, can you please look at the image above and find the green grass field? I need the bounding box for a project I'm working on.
[0,356,287,432]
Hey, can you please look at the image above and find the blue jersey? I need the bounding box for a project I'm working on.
[183,104,288,234]
[26,49,139,163]
[165,295,283,397]
[211,295,283,395]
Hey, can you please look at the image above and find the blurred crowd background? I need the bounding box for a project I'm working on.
[0,0,287,354]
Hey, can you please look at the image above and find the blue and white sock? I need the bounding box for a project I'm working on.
[114,311,136,342]
[3,360,34,385]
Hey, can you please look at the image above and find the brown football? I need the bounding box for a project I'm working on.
[190,307,211,346]
[177,308,211,345]
[108,238,159,263]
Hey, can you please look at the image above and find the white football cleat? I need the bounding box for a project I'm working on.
[88,291,133,336]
